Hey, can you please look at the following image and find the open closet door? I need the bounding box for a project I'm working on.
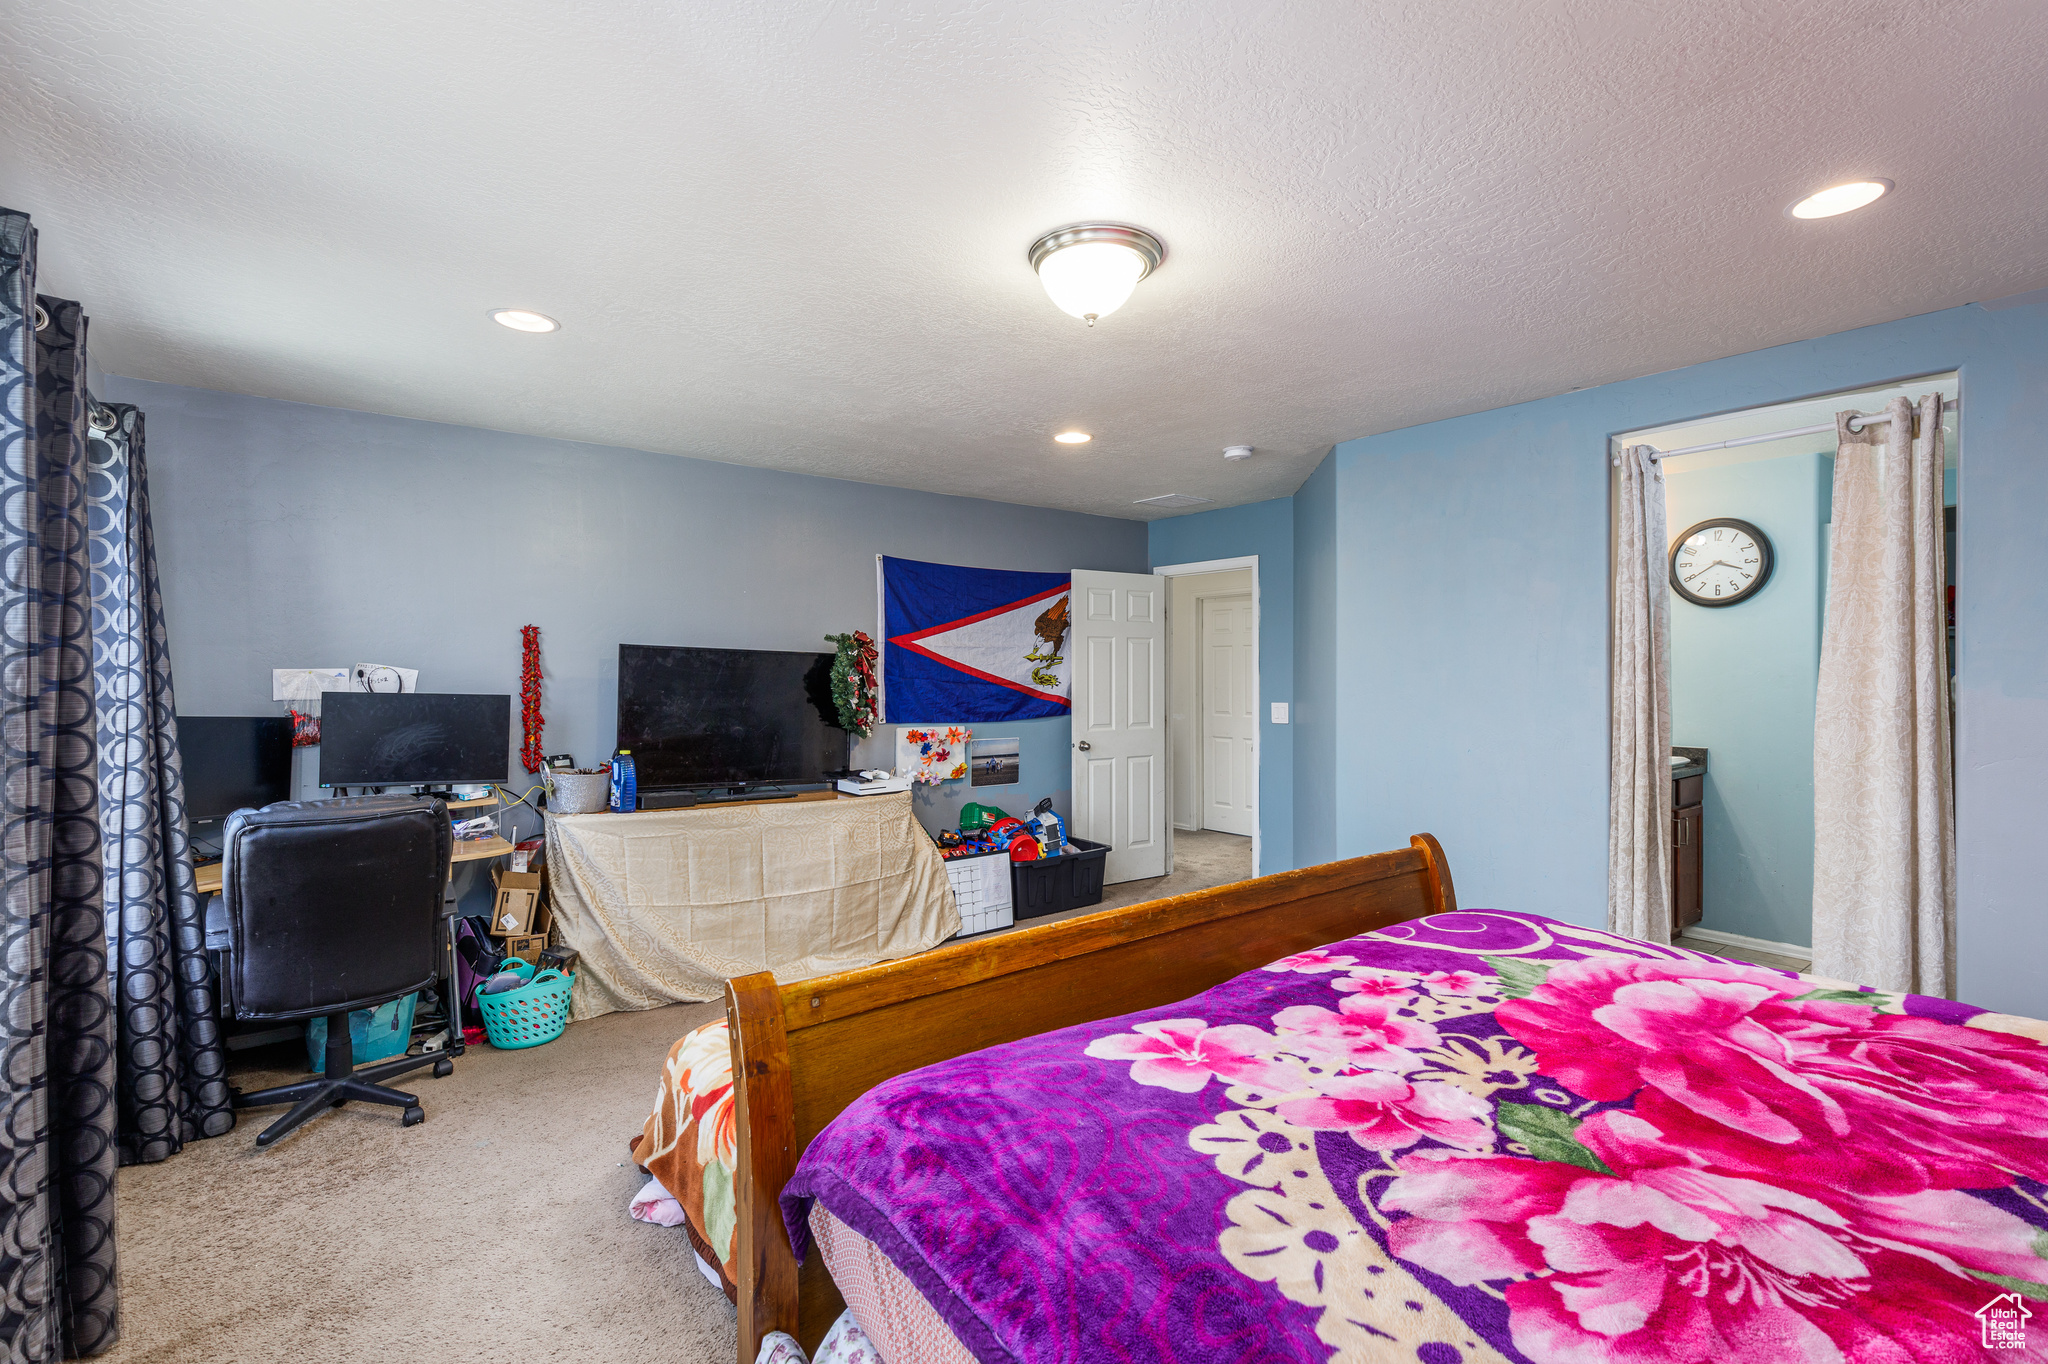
[1069,570,1166,884]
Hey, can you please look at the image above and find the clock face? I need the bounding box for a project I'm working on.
[1669,519,1774,607]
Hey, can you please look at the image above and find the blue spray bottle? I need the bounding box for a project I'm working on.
[609,749,638,813]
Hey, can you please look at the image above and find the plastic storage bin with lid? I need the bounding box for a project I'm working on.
[1011,837,1110,919]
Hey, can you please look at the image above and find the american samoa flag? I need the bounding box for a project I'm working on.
[880,556,1071,722]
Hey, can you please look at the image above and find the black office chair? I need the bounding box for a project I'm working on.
[223,795,456,1147]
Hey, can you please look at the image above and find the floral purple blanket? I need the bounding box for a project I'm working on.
[781,911,2048,1364]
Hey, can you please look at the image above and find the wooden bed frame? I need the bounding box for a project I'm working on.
[721,833,1457,1362]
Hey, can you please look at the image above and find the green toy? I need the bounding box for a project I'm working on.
[958,802,1011,832]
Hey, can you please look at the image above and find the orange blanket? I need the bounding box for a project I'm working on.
[630,1020,738,1296]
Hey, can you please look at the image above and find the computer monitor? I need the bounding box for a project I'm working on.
[178,716,294,833]
[318,693,511,787]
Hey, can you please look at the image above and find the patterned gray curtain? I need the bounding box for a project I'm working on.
[86,407,234,1163]
[1,210,121,1358]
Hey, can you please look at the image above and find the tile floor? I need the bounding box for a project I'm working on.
[1674,933,1811,973]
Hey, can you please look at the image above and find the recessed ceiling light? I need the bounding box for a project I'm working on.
[1029,224,1164,326]
[490,308,560,333]
[1787,180,1892,220]
[1054,431,1092,444]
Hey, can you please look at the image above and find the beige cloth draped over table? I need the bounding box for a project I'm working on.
[546,794,960,1020]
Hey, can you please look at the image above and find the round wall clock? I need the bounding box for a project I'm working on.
[1669,518,1774,607]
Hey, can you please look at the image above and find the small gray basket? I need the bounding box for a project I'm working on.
[546,769,612,815]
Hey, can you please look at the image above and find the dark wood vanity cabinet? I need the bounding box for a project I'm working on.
[1671,772,1703,934]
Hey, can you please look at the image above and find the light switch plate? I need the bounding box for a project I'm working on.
[1271,702,1290,724]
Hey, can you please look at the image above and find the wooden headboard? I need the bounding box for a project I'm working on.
[722,833,1457,1361]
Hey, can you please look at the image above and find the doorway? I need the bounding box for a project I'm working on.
[1159,556,1260,881]
[1065,557,1261,896]
[1614,372,1960,970]
[1196,592,1256,835]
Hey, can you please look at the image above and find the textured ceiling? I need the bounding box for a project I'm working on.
[4,1,2046,520]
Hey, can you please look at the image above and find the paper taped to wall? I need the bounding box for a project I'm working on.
[274,664,422,714]
[898,726,971,784]
[273,668,351,703]
[350,664,418,693]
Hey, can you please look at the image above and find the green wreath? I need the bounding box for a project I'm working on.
[824,630,880,738]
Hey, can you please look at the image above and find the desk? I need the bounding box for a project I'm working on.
[193,834,513,895]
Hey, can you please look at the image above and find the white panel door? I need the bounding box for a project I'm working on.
[1069,570,1167,884]
[1201,594,1257,836]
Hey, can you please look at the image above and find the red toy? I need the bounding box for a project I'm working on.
[986,817,1041,862]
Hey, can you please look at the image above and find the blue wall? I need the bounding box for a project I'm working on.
[110,376,1148,905]
[1666,453,1832,948]
[1326,404,1612,923]
[1149,496,1295,875]
[850,720,1072,836]
[1293,455,1338,869]
[1279,293,2048,1016]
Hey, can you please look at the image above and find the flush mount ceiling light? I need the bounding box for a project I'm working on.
[1028,224,1164,326]
[1054,430,1092,444]
[490,308,560,333]
[1787,179,1892,220]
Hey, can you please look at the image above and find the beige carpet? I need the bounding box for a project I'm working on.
[104,836,1256,1363]
[1098,829,1254,914]
[101,998,737,1364]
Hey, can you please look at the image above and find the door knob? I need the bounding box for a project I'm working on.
[1076,740,1092,751]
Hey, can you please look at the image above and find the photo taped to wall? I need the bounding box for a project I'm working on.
[969,737,1020,787]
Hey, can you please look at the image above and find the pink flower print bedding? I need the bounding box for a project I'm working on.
[780,911,2048,1363]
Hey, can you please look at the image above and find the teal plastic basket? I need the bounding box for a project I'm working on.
[475,964,573,1049]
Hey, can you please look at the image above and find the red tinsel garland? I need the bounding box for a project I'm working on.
[519,624,544,774]
[851,630,878,731]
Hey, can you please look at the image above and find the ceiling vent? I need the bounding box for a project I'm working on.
[1133,493,1215,509]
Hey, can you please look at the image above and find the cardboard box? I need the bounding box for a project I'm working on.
[502,932,549,966]
[490,868,543,937]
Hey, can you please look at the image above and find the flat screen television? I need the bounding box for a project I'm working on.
[616,644,842,791]
[319,693,511,787]
[178,715,294,829]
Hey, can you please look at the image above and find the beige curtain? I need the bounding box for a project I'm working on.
[1812,395,1954,995]
[1609,443,1672,943]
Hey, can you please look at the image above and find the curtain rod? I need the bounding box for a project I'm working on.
[33,306,120,432]
[1630,398,1959,462]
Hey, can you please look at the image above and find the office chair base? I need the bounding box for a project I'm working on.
[235,1010,454,1147]
[244,1075,421,1147]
